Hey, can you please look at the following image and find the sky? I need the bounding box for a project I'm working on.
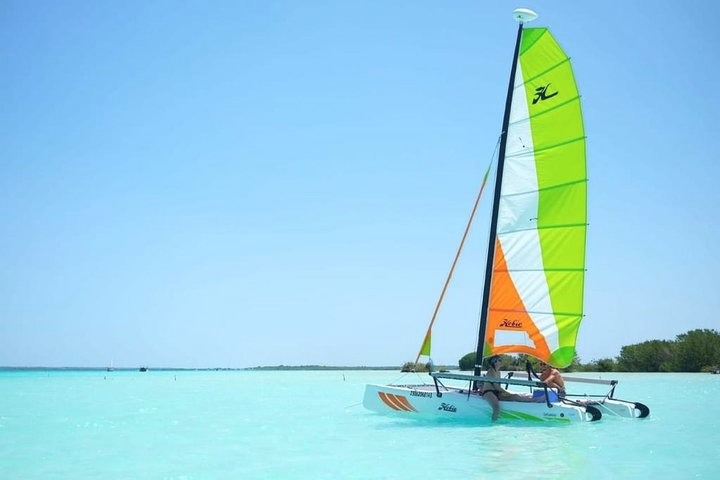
[1,0,719,368]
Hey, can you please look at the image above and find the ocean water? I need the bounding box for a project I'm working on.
[1,369,718,479]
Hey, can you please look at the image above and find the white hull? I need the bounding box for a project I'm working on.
[363,384,598,423]
[572,397,649,418]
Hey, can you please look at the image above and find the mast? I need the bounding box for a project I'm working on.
[473,9,537,379]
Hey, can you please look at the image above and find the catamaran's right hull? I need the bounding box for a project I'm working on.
[364,384,597,423]
[576,398,650,418]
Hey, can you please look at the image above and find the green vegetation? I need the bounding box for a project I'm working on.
[456,328,720,373]
[458,353,558,372]
[594,328,720,372]
[399,361,453,372]
[245,365,399,371]
[458,352,475,371]
[401,361,430,372]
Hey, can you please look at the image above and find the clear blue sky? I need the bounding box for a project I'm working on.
[2,1,718,368]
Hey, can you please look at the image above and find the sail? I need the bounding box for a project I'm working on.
[419,330,432,357]
[484,27,587,367]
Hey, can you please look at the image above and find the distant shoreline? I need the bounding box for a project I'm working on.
[2,366,715,374]
[0,365,405,372]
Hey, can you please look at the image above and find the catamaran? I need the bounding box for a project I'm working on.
[363,8,649,423]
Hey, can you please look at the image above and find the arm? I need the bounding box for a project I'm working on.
[544,369,565,389]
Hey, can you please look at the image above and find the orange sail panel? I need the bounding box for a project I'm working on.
[485,239,551,359]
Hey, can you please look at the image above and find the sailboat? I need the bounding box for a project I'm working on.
[363,8,649,423]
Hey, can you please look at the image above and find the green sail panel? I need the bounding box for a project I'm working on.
[486,27,587,367]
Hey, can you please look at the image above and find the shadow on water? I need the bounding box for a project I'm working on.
[364,412,579,430]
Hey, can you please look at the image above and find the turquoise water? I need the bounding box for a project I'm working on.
[1,370,718,479]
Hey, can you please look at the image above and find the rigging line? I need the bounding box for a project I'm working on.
[413,137,500,366]
[489,308,583,317]
[507,94,581,125]
[390,371,427,386]
[498,178,587,198]
[522,57,571,86]
[493,267,586,273]
[504,136,585,158]
[498,223,588,236]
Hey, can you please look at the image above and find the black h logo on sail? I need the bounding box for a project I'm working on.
[533,84,558,104]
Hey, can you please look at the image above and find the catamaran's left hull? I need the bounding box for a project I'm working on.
[363,384,596,423]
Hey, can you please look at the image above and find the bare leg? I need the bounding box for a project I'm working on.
[503,393,535,403]
[483,393,500,421]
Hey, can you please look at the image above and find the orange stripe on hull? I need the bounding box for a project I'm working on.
[378,392,404,411]
[391,394,418,412]
[377,392,416,412]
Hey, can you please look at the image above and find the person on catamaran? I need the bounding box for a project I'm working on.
[539,361,566,398]
[480,355,534,421]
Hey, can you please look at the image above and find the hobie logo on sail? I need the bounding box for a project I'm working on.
[500,318,523,328]
[532,83,558,104]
